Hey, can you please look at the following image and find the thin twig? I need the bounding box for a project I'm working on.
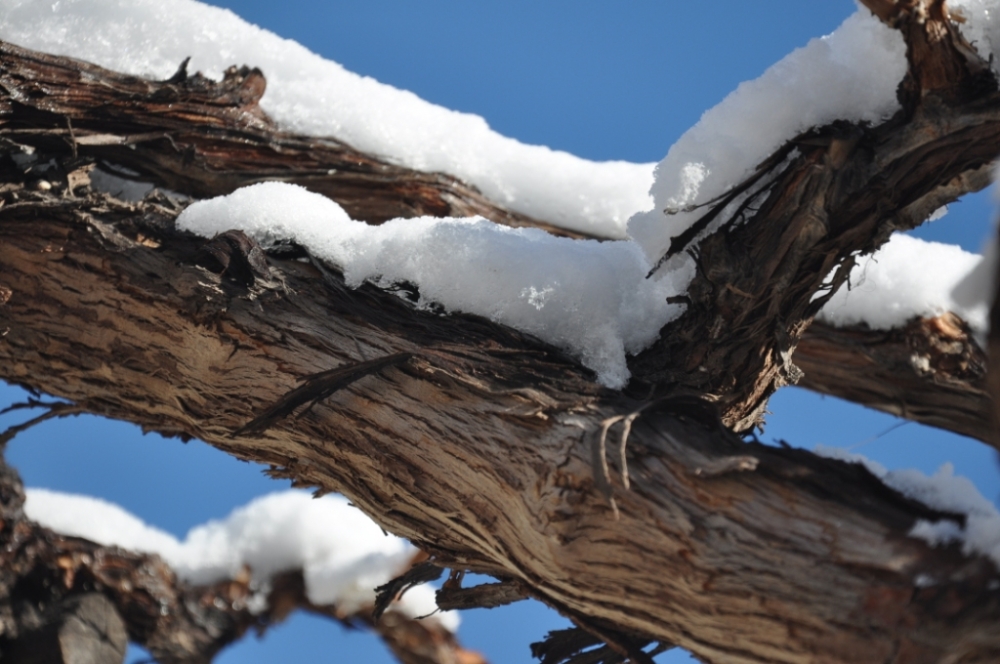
[617,412,642,491]
[0,400,85,447]
[592,416,623,519]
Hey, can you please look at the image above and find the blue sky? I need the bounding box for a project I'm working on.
[2,1,998,663]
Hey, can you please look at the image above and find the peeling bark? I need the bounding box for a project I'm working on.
[3,1,1000,662]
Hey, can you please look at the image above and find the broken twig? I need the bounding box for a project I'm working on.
[373,561,444,623]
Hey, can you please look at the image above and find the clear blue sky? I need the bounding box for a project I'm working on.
[3,1,998,663]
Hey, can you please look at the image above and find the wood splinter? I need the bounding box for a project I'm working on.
[233,352,413,437]
[591,407,645,520]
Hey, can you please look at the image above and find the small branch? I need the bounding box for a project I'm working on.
[0,399,85,446]
[435,579,529,611]
[373,561,444,623]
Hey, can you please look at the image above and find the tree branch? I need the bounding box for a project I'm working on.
[628,1,1000,431]
[4,4,1000,660]
[0,448,482,664]
[3,194,1000,661]
[797,314,992,445]
[0,40,582,239]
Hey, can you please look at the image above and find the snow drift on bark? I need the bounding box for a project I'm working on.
[627,10,908,264]
[177,182,687,389]
[0,0,652,238]
[816,446,1000,570]
[817,233,991,333]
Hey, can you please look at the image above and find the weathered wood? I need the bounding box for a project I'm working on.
[0,40,579,238]
[0,18,996,435]
[3,1,1000,662]
[798,314,992,444]
[629,0,1000,431]
[3,194,1000,662]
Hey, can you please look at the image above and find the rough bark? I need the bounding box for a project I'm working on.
[3,191,1000,663]
[0,447,482,664]
[798,314,991,444]
[3,1,1000,663]
[629,0,999,430]
[0,41,578,238]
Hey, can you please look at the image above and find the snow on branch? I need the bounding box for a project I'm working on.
[0,0,653,238]
[24,488,458,631]
[818,233,992,333]
[816,446,1000,569]
[0,449,481,664]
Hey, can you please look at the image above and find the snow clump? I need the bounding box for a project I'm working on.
[25,488,457,628]
[176,182,688,389]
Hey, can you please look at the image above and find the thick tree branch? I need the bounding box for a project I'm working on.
[3,194,1000,662]
[4,4,1000,661]
[798,314,992,444]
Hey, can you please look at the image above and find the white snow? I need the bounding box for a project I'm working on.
[24,488,458,630]
[817,233,990,332]
[951,0,1000,77]
[25,489,185,559]
[0,0,652,238]
[177,182,688,389]
[815,447,1000,570]
[627,10,909,264]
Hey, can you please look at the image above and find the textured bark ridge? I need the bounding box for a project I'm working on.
[3,1,1000,662]
[798,315,991,444]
